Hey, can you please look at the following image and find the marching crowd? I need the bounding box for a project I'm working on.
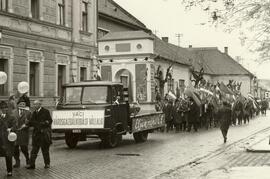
[158,93,269,143]
[0,94,52,177]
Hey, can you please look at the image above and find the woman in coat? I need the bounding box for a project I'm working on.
[0,101,17,176]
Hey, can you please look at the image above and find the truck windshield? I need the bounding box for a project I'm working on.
[82,86,109,104]
[64,87,82,104]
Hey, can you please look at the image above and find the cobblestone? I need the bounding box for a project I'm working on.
[1,114,270,179]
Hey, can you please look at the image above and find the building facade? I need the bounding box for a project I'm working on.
[189,47,255,97]
[0,0,97,103]
[98,31,192,103]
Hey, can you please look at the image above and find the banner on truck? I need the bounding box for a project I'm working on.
[52,110,105,129]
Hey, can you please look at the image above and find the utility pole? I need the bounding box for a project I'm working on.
[175,33,183,46]
[153,29,158,35]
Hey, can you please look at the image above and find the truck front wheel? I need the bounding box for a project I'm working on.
[133,131,148,143]
[65,132,79,149]
[100,132,122,148]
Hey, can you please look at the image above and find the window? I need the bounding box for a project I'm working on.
[64,87,82,104]
[31,0,39,19]
[29,62,39,96]
[0,59,8,96]
[179,79,185,88]
[58,0,65,25]
[80,67,87,81]
[57,65,66,97]
[98,28,109,39]
[82,86,108,104]
[82,1,88,31]
[104,45,110,51]
[0,0,8,11]
[167,78,174,92]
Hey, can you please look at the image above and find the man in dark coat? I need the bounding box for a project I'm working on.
[26,100,52,169]
[219,101,232,143]
[162,99,173,132]
[187,98,199,132]
[0,101,17,176]
[172,99,182,132]
[13,100,31,168]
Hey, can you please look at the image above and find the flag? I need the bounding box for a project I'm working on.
[184,86,202,106]
[219,82,234,95]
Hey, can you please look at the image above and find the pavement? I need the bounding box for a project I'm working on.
[246,138,270,153]
[1,113,270,179]
[206,167,270,179]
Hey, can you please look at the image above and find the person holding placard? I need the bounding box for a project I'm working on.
[0,101,17,177]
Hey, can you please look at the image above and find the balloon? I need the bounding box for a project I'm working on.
[0,71,7,85]
[18,81,29,94]
[8,132,17,142]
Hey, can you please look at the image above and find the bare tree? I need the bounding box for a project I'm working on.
[182,0,270,62]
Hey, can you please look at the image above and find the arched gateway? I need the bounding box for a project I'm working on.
[114,69,133,102]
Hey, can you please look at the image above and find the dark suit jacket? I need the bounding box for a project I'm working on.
[0,113,17,157]
[29,107,52,146]
[219,105,232,131]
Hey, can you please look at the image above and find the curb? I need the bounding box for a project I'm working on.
[152,126,270,178]
[246,148,270,153]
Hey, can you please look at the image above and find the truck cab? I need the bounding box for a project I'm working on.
[53,81,130,148]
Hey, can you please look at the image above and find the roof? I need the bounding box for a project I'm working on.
[98,0,147,30]
[188,47,254,76]
[63,81,123,87]
[153,36,192,65]
[99,30,154,41]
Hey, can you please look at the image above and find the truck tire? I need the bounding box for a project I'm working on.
[65,132,79,149]
[133,131,148,143]
[101,132,122,148]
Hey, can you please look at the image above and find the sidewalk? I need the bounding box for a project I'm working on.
[246,137,270,152]
[206,167,270,179]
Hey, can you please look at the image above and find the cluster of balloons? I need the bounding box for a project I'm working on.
[0,71,29,93]
[0,71,29,142]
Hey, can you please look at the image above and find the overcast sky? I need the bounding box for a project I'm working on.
[114,0,270,79]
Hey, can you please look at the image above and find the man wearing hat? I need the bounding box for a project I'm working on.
[13,99,31,168]
[0,101,17,177]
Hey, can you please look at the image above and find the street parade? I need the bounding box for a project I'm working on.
[155,68,269,140]
[1,0,270,178]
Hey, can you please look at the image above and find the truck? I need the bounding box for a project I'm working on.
[52,81,165,148]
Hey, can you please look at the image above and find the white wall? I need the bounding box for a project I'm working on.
[155,59,190,93]
[212,75,252,97]
[98,39,154,56]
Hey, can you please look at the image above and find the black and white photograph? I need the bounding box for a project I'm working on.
[0,0,270,178]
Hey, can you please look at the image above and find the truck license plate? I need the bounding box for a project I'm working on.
[72,130,81,133]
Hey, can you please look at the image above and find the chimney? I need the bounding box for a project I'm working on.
[224,47,228,54]
[162,37,169,43]
[189,45,193,48]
